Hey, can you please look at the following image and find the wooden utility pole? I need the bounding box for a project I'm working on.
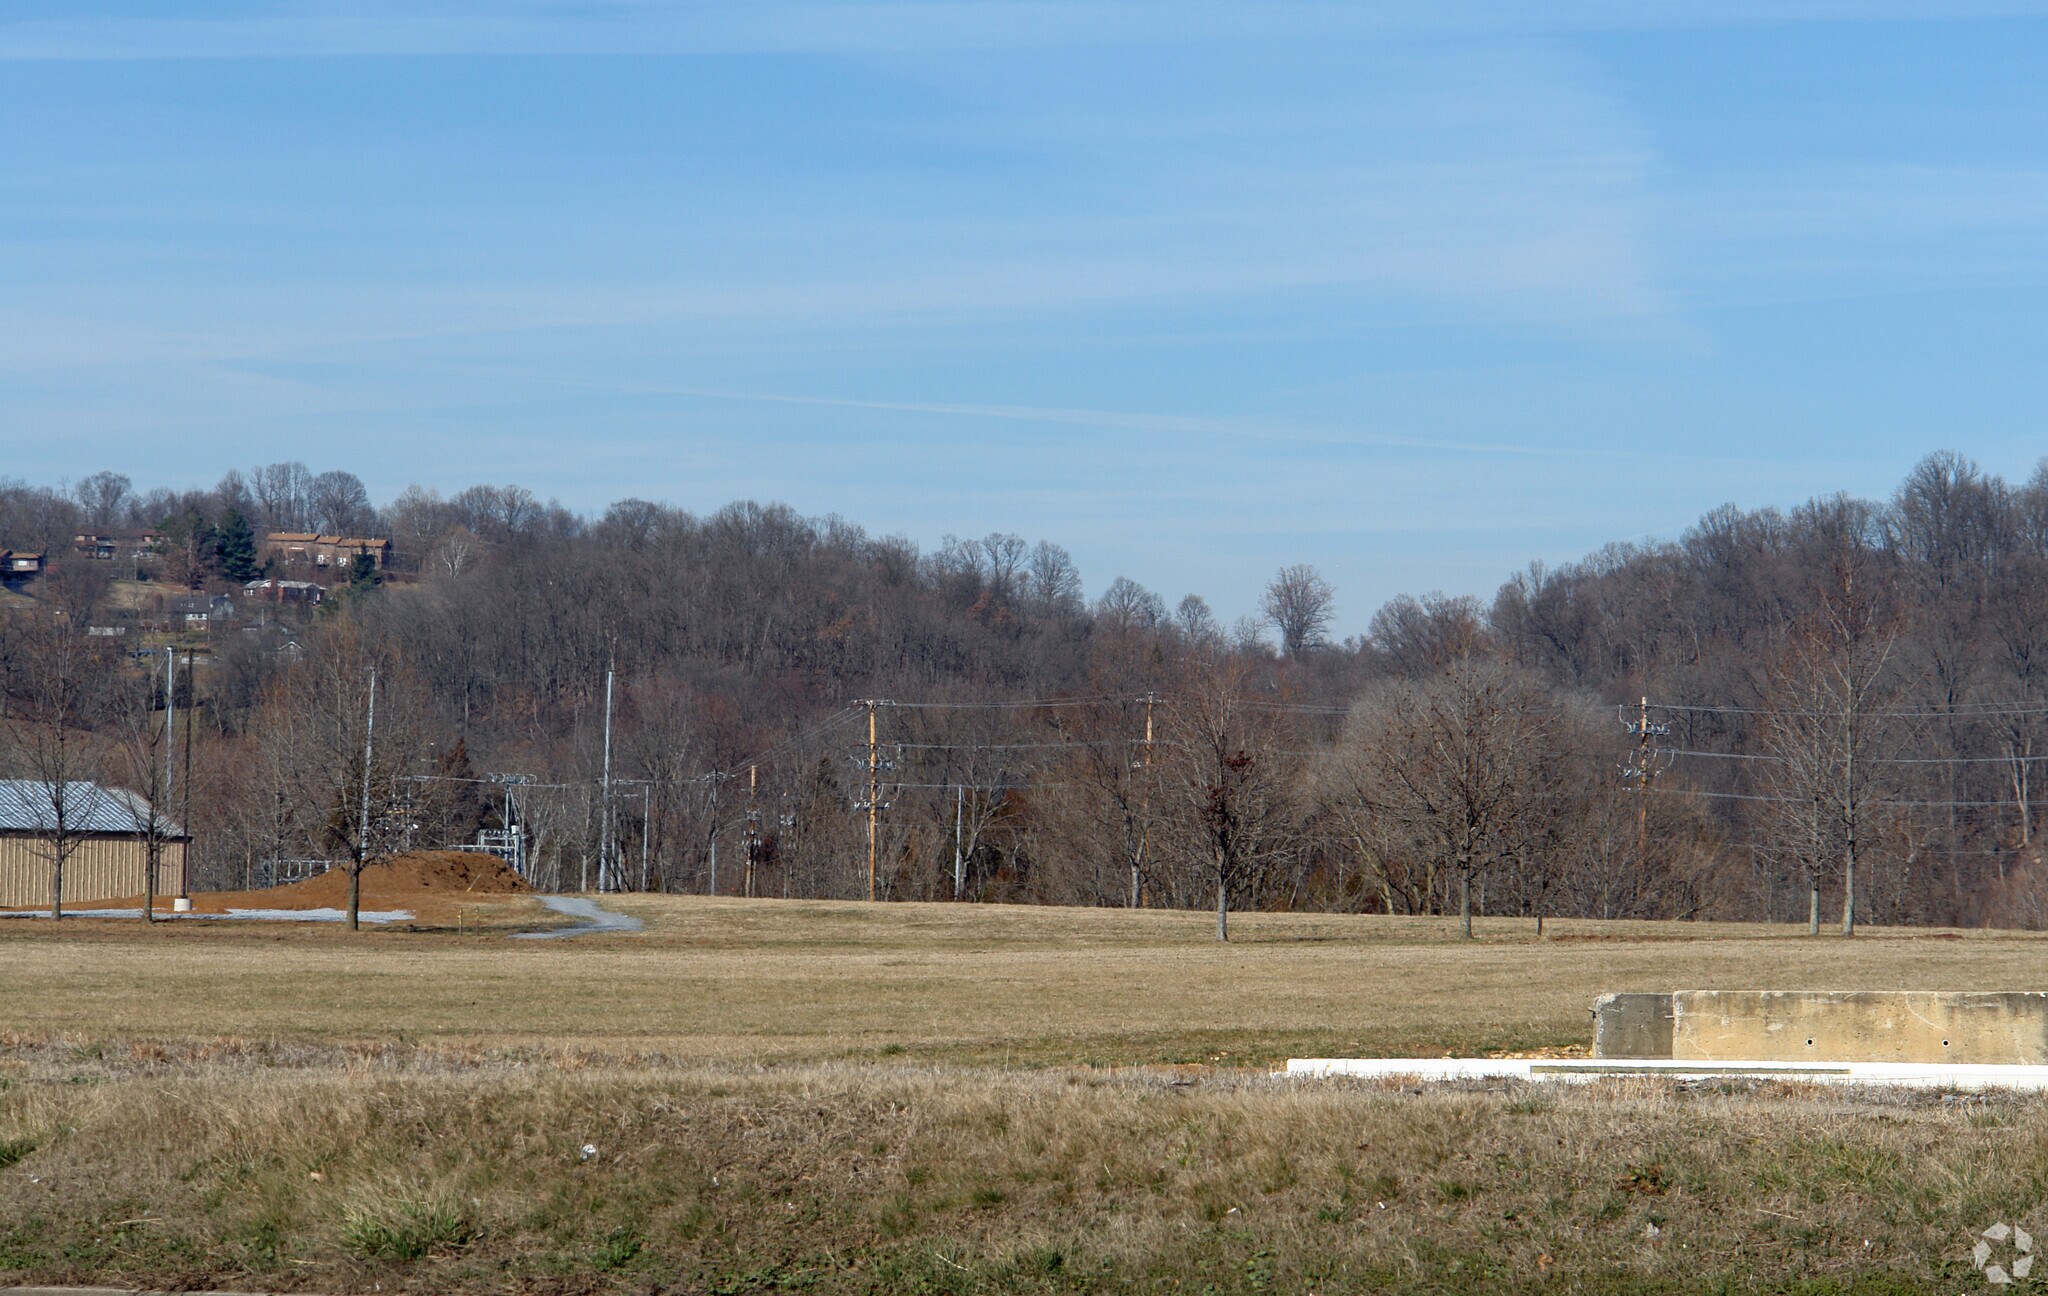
[351,664,377,932]
[180,649,194,832]
[952,784,965,901]
[1622,696,1668,890]
[744,763,759,898]
[706,773,720,895]
[1133,691,1156,909]
[865,700,880,902]
[1634,697,1651,871]
[163,649,175,812]
[598,662,615,893]
[147,648,174,923]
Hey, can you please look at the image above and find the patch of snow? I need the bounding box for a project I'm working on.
[513,895,644,939]
[0,906,412,923]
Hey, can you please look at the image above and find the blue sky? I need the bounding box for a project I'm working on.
[5,2,2048,633]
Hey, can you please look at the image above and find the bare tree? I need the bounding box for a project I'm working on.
[1041,696,1163,907]
[1262,564,1335,657]
[1369,593,1487,677]
[254,634,429,929]
[112,652,177,920]
[1027,541,1084,617]
[310,470,374,536]
[0,614,113,919]
[250,461,313,531]
[1163,662,1299,940]
[73,470,132,530]
[1174,595,1221,649]
[1756,530,1900,936]
[976,533,1030,604]
[1342,661,1560,938]
[1096,576,1166,634]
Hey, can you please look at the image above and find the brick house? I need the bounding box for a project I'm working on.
[262,533,390,572]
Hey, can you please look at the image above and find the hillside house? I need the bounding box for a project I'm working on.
[73,530,162,562]
[169,593,234,625]
[263,533,389,572]
[0,781,189,908]
[243,578,325,606]
[0,550,44,583]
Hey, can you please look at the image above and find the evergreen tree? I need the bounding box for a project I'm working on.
[211,508,260,583]
[347,546,383,594]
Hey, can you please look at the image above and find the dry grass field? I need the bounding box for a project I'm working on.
[4,895,2045,1066]
[4,897,2047,1293]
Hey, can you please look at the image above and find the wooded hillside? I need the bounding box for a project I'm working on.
[4,450,2046,932]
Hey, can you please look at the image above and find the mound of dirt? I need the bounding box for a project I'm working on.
[33,851,537,922]
[226,850,531,913]
[60,851,529,918]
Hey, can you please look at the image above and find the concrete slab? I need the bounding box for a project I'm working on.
[1284,1057,2048,1090]
[1673,990,2048,1065]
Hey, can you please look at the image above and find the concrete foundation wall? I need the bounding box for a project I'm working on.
[1591,993,1675,1059]
[1671,991,2048,1064]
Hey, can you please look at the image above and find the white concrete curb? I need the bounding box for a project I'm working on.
[1284,1057,2048,1090]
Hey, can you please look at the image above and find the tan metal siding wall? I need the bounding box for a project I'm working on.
[0,835,50,907]
[0,836,188,908]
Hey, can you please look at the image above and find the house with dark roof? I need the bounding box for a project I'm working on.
[0,550,45,584]
[262,532,390,572]
[72,530,162,562]
[0,781,189,909]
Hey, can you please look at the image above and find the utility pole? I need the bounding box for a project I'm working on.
[1620,696,1670,893]
[865,700,880,901]
[952,784,965,901]
[163,648,175,816]
[598,663,615,893]
[1133,691,1156,909]
[779,797,797,900]
[847,701,892,901]
[149,649,173,922]
[706,773,720,896]
[180,649,194,832]
[1842,716,1857,939]
[351,665,377,932]
[744,763,760,898]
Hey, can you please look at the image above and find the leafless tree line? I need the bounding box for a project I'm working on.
[13,450,2048,933]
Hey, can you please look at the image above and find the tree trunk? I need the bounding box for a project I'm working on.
[1841,844,1856,938]
[1808,884,1819,936]
[144,840,157,924]
[348,864,361,932]
[1215,869,1229,942]
[1460,874,1472,939]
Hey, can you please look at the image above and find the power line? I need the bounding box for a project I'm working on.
[1717,840,2023,859]
[1651,699,2048,720]
[1668,747,2048,767]
[1654,786,2039,810]
[725,705,865,775]
[882,695,1134,711]
[888,739,1128,752]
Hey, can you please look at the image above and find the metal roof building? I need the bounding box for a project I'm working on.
[0,780,189,910]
